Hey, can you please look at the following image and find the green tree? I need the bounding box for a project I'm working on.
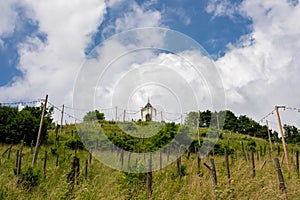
[83,110,105,121]
[0,105,52,145]
[284,124,300,143]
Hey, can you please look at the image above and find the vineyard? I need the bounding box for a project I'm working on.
[0,121,300,200]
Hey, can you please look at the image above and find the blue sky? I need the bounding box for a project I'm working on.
[0,0,299,129]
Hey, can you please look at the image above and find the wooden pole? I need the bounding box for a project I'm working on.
[43,151,47,180]
[32,94,48,166]
[225,148,231,184]
[295,151,299,176]
[60,104,64,135]
[146,159,152,199]
[251,151,256,177]
[56,154,59,167]
[208,159,217,187]
[115,106,118,121]
[266,120,273,151]
[274,158,286,194]
[275,106,290,171]
[85,159,88,179]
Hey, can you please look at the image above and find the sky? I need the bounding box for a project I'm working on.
[0,0,299,131]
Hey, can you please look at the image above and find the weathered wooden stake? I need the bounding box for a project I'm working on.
[159,151,162,170]
[15,150,19,169]
[146,159,152,199]
[197,151,201,170]
[32,94,48,166]
[176,155,181,177]
[43,151,47,180]
[127,152,131,170]
[75,157,80,185]
[251,151,256,177]
[85,159,88,179]
[89,152,92,165]
[274,158,286,194]
[296,151,299,175]
[225,148,231,184]
[268,148,272,161]
[16,150,21,178]
[210,159,217,188]
[260,160,267,170]
[56,154,59,167]
[7,144,12,159]
[245,149,249,162]
[120,149,124,168]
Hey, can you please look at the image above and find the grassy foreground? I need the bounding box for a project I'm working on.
[0,124,299,200]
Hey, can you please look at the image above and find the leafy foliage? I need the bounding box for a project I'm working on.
[284,124,300,143]
[0,105,53,145]
[83,110,105,122]
[17,166,41,190]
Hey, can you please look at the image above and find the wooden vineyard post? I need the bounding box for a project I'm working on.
[120,149,124,168]
[296,151,299,176]
[69,156,76,189]
[75,157,80,185]
[159,151,162,170]
[245,148,249,162]
[260,160,267,170]
[7,144,12,159]
[204,159,217,190]
[43,151,47,180]
[177,155,181,177]
[251,151,256,177]
[225,148,231,184]
[16,150,21,179]
[268,148,272,161]
[146,159,152,199]
[89,151,92,165]
[32,94,48,166]
[60,104,64,135]
[275,106,290,171]
[85,159,88,179]
[15,150,19,169]
[274,158,287,196]
[197,151,201,171]
[56,154,59,167]
[127,152,131,171]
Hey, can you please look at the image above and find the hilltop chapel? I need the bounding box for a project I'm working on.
[141,99,157,121]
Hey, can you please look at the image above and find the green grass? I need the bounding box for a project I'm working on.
[0,123,299,199]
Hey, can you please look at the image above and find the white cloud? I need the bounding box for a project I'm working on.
[0,1,19,36]
[0,0,107,121]
[114,1,162,32]
[0,0,166,122]
[206,0,241,19]
[0,39,4,48]
[209,0,300,127]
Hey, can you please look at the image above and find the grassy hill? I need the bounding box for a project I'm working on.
[0,122,299,199]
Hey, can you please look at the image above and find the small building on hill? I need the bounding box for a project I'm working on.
[141,99,156,121]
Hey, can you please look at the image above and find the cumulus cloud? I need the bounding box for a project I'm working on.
[208,0,300,127]
[0,0,107,121]
[0,1,19,36]
[0,0,166,122]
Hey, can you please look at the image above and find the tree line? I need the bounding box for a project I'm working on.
[185,110,300,144]
[0,105,53,145]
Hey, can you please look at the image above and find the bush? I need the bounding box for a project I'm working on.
[17,166,41,190]
[64,138,84,150]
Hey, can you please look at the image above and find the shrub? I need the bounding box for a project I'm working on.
[17,166,41,190]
